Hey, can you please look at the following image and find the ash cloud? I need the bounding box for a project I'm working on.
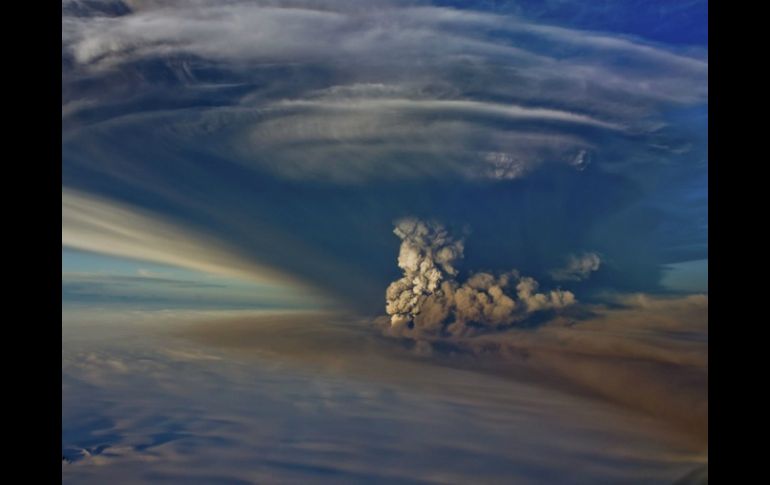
[550,252,601,282]
[384,218,575,338]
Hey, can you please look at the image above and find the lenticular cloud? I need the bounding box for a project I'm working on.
[385,218,576,338]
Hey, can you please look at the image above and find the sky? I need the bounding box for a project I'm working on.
[62,0,707,483]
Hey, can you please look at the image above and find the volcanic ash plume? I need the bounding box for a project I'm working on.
[550,252,601,282]
[385,218,576,338]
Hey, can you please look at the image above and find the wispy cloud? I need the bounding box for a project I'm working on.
[63,0,706,183]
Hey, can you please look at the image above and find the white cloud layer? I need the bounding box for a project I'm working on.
[62,306,707,483]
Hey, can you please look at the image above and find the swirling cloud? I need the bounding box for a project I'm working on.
[63,0,706,183]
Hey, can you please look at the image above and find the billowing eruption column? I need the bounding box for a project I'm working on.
[385,218,576,338]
